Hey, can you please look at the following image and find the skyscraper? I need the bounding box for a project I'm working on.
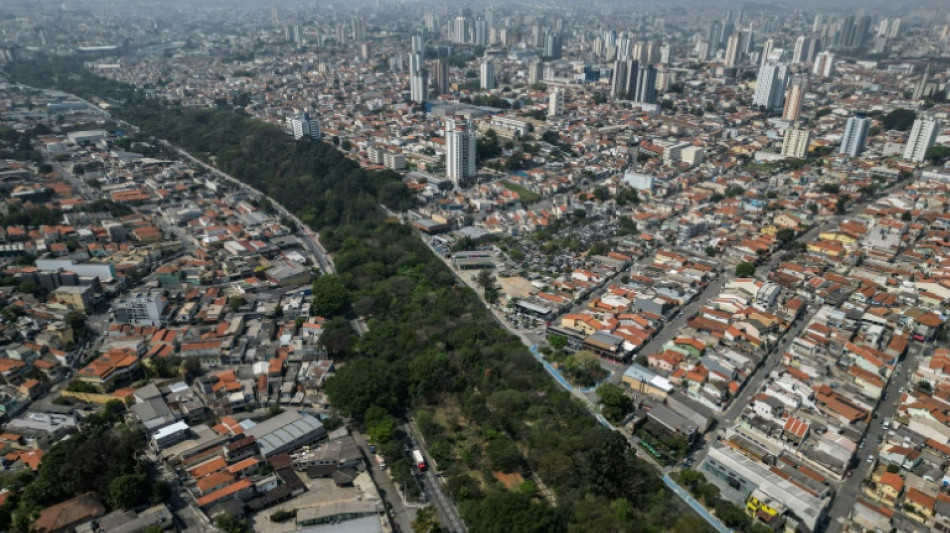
[782,80,805,121]
[286,113,321,140]
[634,64,657,104]
[839,113,870,157]
[445,117,476,183]
[792,36,819,64]
[351,17,367,41]
[409,35,427,104]
[548,89,563,117]
[812,51,834,78]
[434,58,450,96]
[453,16,468,44]
[903,114,940,163]
[611,58,629,98]
[480,59,495,91]
[760,38,775,67]
[474,19,488,46]
[782,127,811,159]
[543,32,562,59]
[707,21,723,52]
[529,60,544,85]
[724,33,741,67]
[752,62,789,112]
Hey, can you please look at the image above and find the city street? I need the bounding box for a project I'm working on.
[351,431,417,533]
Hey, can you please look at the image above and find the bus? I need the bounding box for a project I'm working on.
[412,449,427,471]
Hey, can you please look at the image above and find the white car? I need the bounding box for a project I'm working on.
[867,454,875,463]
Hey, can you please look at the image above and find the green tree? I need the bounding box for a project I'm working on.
[735,261,756,277]
[229,296,245,312]
[596,383,634,423]
[927,145,950,164]
[108,473,148,510]
[704,246,717,257]
[547,334,567,350]
[486,435,523,472]
[882,108,916,131]
[182,358,202,381]
[311,274,350,317]
[412,506,447,533]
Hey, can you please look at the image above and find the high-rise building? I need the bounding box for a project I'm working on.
[839,113,870,157]
[529,60,544,85]
[738,29,754,58]
[286,113,321,140]
[782,127,811,159]
[792,35,819,64]
[453,16,468,44]
[114,291,167,326]
[724,33,741,67]
[782,80,805,121]
[409,35,427,104]
[659,43,672,65]
[445,117,476,183]
[474,20,488,46]
[812,51,834,77]
[351,17,367,41]
[752,62,789,112]
[548,89,563,117]
[888,18,901,39]
[913,65,931,101]
[760,38,775,67]
[434,58,450,96]
[707,21,723,52]
[424,13,439,33]
[480,59,495,91]
[611,58,629,98]
[903,114,941,163]
[634,64,657,104]
[543,32,562,59]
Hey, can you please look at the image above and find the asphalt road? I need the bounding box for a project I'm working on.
[824,341,928,533]
[405,420,467,533]
[351,431,416,533]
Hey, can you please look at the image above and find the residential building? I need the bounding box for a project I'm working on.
[724,33,741,67]
[902,114,940,163]
[113,291,167,326]
[782,127,811,159]
[812,51,834,77]
[839,113,871,157]
[548,88,562,117]
[480,59,495,91]
[445,116,476,184]
[286,113,321,141]
[782,79,805,121]
[752,62,789,112]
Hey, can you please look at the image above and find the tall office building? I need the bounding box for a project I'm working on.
[724,33,741,67]
[529,60,544,85]
[903,115,941,163]
[752,62,789,112]
[445,117,476,183]
[286,113,321,140]
[782,127,811,159]
[434,58,450,96]
[634,64,657,104]
[782,80,805,121]
[548,89,563,117]
[812,51,834,77]
[474,19,488,46]
[839,113,870,157]
[480,59,495,91]
[738,29,754,58]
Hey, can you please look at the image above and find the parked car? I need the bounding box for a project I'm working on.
[867,454,875,463]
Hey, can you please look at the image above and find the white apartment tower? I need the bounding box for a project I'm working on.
[839,113,870,157]
[812,51,834,78]
[752,62,789,112]
[445,117,476,183]
[548,89,563,117]
[782,127,811,159]
[903,114,941,163]
[480,59,495,91]
[286,113,321,140]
